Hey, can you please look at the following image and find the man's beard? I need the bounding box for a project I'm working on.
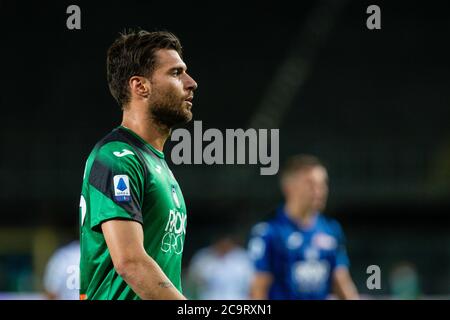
[148,86,192,129]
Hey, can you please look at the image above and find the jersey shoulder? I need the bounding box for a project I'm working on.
[316,214,344,237]
[250,216,279,239]
[87,128,147,175]
[92,127,143,160]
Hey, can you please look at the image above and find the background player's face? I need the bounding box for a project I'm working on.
[310,166,329,212]
[147,49,197,128]
[285,168,316,212]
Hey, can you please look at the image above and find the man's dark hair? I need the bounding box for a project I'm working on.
[280,154,324,184]
[106,29,183,108]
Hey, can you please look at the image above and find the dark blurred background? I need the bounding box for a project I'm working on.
[0,0,449,298]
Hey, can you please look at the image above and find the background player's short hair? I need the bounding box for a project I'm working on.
[280,154,325,185]
[106,29,183,108]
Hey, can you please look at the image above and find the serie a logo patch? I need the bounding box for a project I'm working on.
[113,175,131,202]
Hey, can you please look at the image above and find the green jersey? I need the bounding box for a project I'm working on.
[79,126,187,300]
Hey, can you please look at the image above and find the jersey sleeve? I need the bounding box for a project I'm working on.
[332,220,350,269]
[86,142,146,232]
[247,222,274,273]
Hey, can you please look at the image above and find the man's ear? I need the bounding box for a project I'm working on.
[129,76,151,99]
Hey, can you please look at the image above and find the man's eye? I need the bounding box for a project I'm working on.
[173,69,182,76]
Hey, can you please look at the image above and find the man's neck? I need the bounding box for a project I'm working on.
[284,202,316,228]
[121,109,170,152]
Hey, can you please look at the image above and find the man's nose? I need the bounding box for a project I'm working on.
[185,73,198,91]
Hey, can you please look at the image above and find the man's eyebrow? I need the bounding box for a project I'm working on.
[168,64,187,72]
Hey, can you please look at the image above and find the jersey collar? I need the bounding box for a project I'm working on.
[277,204,320,231]
[118,125,165,159]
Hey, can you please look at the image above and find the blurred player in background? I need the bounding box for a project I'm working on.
[248,155,358,299]
[185,233,254,299]
[43,240,80,300]
[389,261,421,299]
[79,30,197,300]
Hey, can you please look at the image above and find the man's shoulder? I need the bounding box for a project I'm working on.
[89,128,143,165]
[250,218,279,238]
[228,247,252,261]
[93,127,134,153]
[316,214,344,235]
[83,128,147,183]
[189,247,216,269]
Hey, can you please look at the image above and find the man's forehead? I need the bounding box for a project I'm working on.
[155,49,186,69]
[294,166,327,179]
[311,166,328,180]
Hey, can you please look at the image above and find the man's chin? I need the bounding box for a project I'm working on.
[150,103,193,128]
[184,110,193,123]
[180,105,193,123]
[166,111,192,128]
